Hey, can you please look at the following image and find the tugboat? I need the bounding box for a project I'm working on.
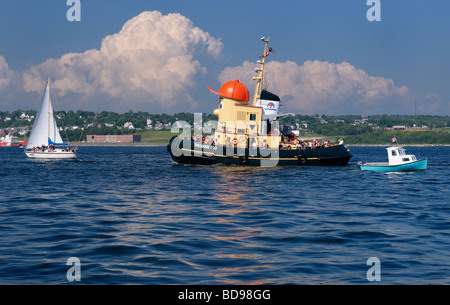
[167,37,352,166]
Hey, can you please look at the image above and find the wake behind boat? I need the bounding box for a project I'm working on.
[25,78,77,159]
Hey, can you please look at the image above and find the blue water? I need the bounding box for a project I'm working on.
[0,146,448,284]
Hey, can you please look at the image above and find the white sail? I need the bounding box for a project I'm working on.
[26,79,65,149]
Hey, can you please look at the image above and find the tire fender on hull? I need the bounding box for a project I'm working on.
[297,154,307,165]
[239,156,249,165]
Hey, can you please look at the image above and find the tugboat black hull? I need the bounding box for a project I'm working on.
[167,136,352,166]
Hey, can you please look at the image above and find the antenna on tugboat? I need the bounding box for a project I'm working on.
[252,36,270,106]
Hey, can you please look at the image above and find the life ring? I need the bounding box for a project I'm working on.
[233,138,238,146]
[239,156,249,165]
[298,154,307,165]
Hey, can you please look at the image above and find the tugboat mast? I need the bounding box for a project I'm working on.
[252,37,270,106]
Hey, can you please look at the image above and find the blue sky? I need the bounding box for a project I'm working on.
[0,0,449,115]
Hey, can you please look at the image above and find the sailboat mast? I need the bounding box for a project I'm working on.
[252,37,270,106]
[47,78,51,142]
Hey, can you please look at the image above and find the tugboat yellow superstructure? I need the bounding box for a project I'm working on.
[168,37,352,166]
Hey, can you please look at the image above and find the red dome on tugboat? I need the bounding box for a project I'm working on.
[207,80,250,102]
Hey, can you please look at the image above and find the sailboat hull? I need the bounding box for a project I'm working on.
[25,150,77,159]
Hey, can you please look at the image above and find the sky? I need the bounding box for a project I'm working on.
[0,0,449,115]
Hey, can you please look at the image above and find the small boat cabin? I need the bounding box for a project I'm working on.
[387,147,418,165]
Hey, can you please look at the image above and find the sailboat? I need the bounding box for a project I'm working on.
[25,78,77,159]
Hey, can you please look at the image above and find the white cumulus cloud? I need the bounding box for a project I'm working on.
[21,11,223,111]
[0,55,16,91]
[219,60,413,114]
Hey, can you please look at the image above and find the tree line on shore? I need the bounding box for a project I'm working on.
[279,114,449,144]
[1,110,448,144]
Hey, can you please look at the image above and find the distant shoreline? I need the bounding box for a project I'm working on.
[77,142,166,147]
[75,142,450,147]
[347,144,450,147]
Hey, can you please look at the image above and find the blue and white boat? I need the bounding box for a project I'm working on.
[358,146,427,172]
